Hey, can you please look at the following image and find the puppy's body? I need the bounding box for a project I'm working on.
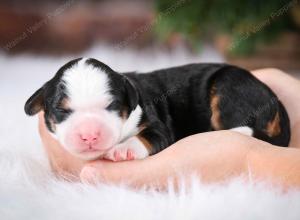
[25,58,290,161]
[125,63,290,154]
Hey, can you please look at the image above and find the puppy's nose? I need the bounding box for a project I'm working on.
[80,133,100,146]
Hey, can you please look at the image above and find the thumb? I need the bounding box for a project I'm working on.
[80,159,149,186]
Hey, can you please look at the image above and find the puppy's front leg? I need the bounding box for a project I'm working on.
[104,136,150,161]
[104,123,171,161]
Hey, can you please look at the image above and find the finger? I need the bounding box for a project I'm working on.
[38,112,46,135]
[38,112,54,141]
[252,69,300,127]
[80,159,150,187]
[38,112,60,148]
[38,111,85,176]
[290,121,300,149]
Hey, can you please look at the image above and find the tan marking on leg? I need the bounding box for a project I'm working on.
[137,135,153,154]
[210,85,222,130]
[138,123,147,132]
[266,112,281,137]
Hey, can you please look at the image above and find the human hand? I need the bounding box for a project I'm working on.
[38,68,300,189]
[38,113,86,179]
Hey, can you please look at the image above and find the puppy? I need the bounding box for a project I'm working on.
[25,58,290,161]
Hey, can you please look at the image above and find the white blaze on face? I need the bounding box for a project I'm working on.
[63,59,113,109]
[54,58,123,160]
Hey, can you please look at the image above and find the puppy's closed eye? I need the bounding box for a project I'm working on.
[53,107,72,122]
[106,100,121,111]
[56,107,72,114]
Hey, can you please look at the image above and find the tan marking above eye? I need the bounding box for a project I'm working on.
[210,85,222,130]
[138,123,147,132]
[59,98,71,109]
[265,112,281,137]
[121,108,128,120]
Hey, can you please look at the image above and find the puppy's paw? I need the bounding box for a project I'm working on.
[104,145,135,161]
[104,137,149,161]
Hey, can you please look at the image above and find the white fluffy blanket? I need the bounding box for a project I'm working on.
[1,45,300,220]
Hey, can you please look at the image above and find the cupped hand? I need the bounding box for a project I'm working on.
[38,68,300,189]
[38,113,86,179]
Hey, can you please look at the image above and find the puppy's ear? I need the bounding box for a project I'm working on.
[24,85,46,116]
[124,78,139,113]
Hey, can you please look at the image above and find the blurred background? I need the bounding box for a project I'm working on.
[0,0,299,163]
[1,0,299,71]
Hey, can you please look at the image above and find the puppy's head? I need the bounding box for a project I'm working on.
[25,58,141,160]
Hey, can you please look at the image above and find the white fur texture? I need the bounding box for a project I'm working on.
[105,136,149,161]
[120,105,143,141]
[1,44,300,220]
[63,58,112,109]
[230,126,254,136]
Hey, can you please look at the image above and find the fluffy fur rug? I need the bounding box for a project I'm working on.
[1,45,300,220]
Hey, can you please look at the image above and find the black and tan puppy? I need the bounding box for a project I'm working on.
[25,58,290,161]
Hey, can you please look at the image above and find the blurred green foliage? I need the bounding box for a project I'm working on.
[154,0,298,55]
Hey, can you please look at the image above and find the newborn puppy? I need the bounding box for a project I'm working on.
[25,58,290,161]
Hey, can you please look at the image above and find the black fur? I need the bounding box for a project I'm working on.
[124,64,290,153]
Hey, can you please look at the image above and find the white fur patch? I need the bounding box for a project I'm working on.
[104,136,149,161]
[230,126,253,136]
[120,105,143,142]
[63,58,113,109]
